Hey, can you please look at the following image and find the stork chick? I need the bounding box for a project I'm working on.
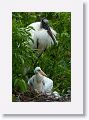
[28,67,53,95]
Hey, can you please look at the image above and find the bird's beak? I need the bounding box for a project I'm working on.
[39,70,47,77]
[47,29,57,45]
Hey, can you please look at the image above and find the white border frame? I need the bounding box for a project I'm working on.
[0,0,83,114]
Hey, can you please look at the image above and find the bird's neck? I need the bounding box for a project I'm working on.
[40,22,49,30]
[36,73,44,83]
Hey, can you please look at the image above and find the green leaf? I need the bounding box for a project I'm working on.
[18,79,27,92]
[14,79,19,87]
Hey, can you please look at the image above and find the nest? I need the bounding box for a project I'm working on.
[13,90,71,102]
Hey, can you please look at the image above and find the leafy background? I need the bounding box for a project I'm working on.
[12,12,71,101]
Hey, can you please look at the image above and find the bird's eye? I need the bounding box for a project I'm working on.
[37,69,40,71]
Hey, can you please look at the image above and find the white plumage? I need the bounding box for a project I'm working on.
[27,18,58,52]
[28,67,53,95]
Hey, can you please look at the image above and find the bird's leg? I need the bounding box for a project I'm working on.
[37,39,39,49]
[33,47,47,67]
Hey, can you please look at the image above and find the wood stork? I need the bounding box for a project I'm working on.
[28,67,53,95]
[27,18,58,53]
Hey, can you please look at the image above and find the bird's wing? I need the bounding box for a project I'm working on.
[43,77,53,93]
[28,75,35,85]
[29,22,41,31]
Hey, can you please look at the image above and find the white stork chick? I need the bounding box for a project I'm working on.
[27,18,58,53]
[28,67,53,95]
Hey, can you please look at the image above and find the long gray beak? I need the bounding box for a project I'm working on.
[47,29,57,45]
[39,70,47,77]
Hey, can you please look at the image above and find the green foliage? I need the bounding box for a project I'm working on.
[12,12,71,98]
[14,78,27,92]
[12,13,36,93]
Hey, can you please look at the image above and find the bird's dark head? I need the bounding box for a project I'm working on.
[41,18,57,45]
[41,18,49,30]
[41,18,49,25]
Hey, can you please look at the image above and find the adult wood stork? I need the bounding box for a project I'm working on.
[28,67,53,95]
[27,18,58,53]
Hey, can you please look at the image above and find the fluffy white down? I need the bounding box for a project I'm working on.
[28,74,44,93]
[42,76,53,95]
[28,68,60,97]
[28,73,53,95]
